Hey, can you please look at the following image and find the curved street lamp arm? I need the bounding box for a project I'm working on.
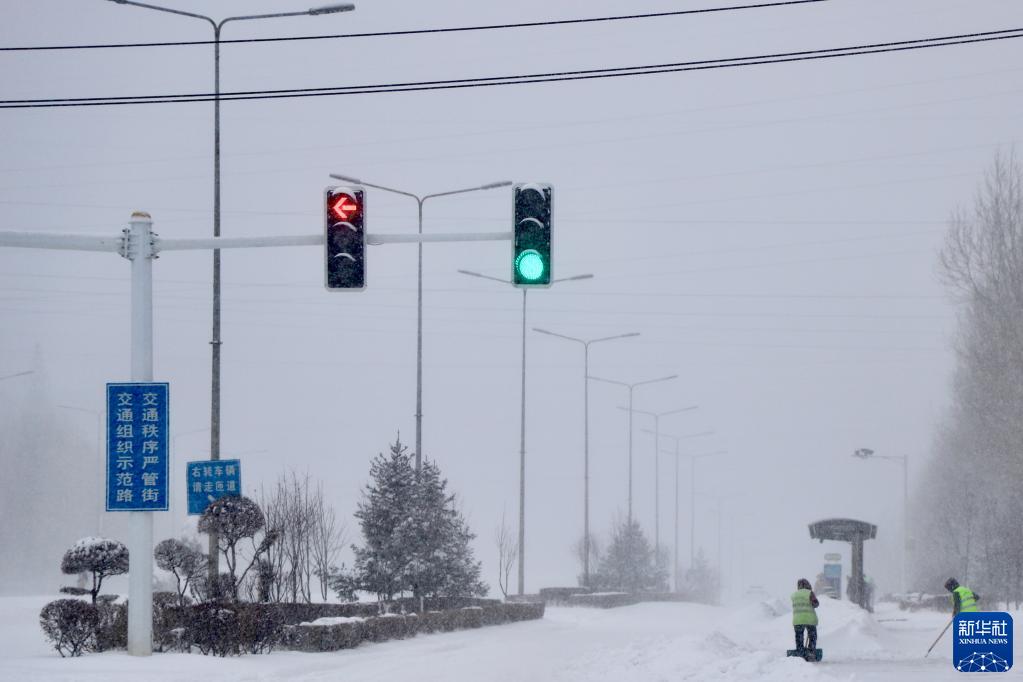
[457,270,510,284]
[423,181,512,204]
[107,0,215,27]
[329,174,421,202]
[532,328,585,345]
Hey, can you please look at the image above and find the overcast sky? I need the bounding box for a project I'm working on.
[1,0,1019,597]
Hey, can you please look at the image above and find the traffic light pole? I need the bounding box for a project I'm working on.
[0,219,516,656]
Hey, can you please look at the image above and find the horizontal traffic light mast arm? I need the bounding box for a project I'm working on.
[367,231,511,245]
[0,228,512,254]
[0,230,123,252]
[159,231,512,250]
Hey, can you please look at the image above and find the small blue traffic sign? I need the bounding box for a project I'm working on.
[186,459,241,515]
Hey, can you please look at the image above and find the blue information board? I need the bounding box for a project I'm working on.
[186,459,241,515]
[106,382,169,511]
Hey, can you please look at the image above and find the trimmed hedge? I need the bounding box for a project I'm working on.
[538,587,592,604]
[281,602,545,652]
[556,591,692,609]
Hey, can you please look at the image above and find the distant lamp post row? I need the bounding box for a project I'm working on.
[457,270,593,596]
[655,431,724,592]
[618,404,697,553]
[532,329,639,588]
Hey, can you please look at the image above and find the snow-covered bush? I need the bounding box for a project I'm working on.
[39,599,98,657]
[60,537,129,604]
[93,598,127,652]
[154,538,205,606]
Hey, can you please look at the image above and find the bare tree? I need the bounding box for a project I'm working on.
[494,509,518,599]
[311,491,347,602]
[260,471,347,603]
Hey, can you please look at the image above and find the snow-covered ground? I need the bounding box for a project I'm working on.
[0,594,1014,681]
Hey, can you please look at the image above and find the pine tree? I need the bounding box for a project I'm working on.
[353,438,417,602]
[402,460,487,600]
[592,518,668,593]
[352,439,488,606]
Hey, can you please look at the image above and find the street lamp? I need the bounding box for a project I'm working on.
[108,0,355,580]
[853,447,909,593]
[532,328,639,587]
[457,270,593,596]
[587,373,677,525]
[110,0,355,465]
[58,405,103,535]
[647,429,715,592]
[616,405,697,556]
[330,173,511,472]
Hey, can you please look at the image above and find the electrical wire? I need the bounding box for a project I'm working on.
[0,0,829,52]
[1,27,1020,109]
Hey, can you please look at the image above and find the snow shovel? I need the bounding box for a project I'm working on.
[925,617,953,657]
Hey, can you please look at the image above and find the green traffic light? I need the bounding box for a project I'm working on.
[515,249,546,282]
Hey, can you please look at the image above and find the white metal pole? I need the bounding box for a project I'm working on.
[127,211,154,656]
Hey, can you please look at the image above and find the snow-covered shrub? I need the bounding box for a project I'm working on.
[93,598,127,652]
[236,604,284,654]
[154,538,205,606]
[168,603,284,656]
[60,537,129,604]
[152,591,187,652]
[188,603,240,656]
[39,599,98,657]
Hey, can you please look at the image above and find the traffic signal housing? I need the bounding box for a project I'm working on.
[512,182,552,287]
[324,185,366,291]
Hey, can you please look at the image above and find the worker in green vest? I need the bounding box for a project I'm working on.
[944,578,980,615]
[792,578,820,658]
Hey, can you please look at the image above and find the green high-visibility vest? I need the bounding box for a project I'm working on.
[791,588,818,626]
[953,586,978,613]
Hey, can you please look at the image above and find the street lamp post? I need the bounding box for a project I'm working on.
[330,173,511,472]
[853,447,909,593]
[532,328,639,587]
[587,373,677,525]
[617,405,697,556]
[109,0,356,583]
[457,270,593,596]
[58,405,103,535]
[649,430,715,592]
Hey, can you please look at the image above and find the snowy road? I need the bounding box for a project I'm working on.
[0,595,1013,681]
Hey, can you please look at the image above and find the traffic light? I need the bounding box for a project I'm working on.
[512,182,552,287]
[324,185,365,291]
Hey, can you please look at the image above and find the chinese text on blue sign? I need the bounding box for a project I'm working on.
[106,383,169,511]
[186,459,241,515]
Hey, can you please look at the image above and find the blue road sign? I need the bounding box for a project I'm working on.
[106,382,169,511]
[186,459,241,515]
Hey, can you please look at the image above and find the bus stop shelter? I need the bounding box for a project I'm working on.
[808,518,877,611]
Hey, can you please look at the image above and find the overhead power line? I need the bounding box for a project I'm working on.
[0,0,829,51]
[0,26,1020,109]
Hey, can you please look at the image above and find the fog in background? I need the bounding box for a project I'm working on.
[1,0,1017,598]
